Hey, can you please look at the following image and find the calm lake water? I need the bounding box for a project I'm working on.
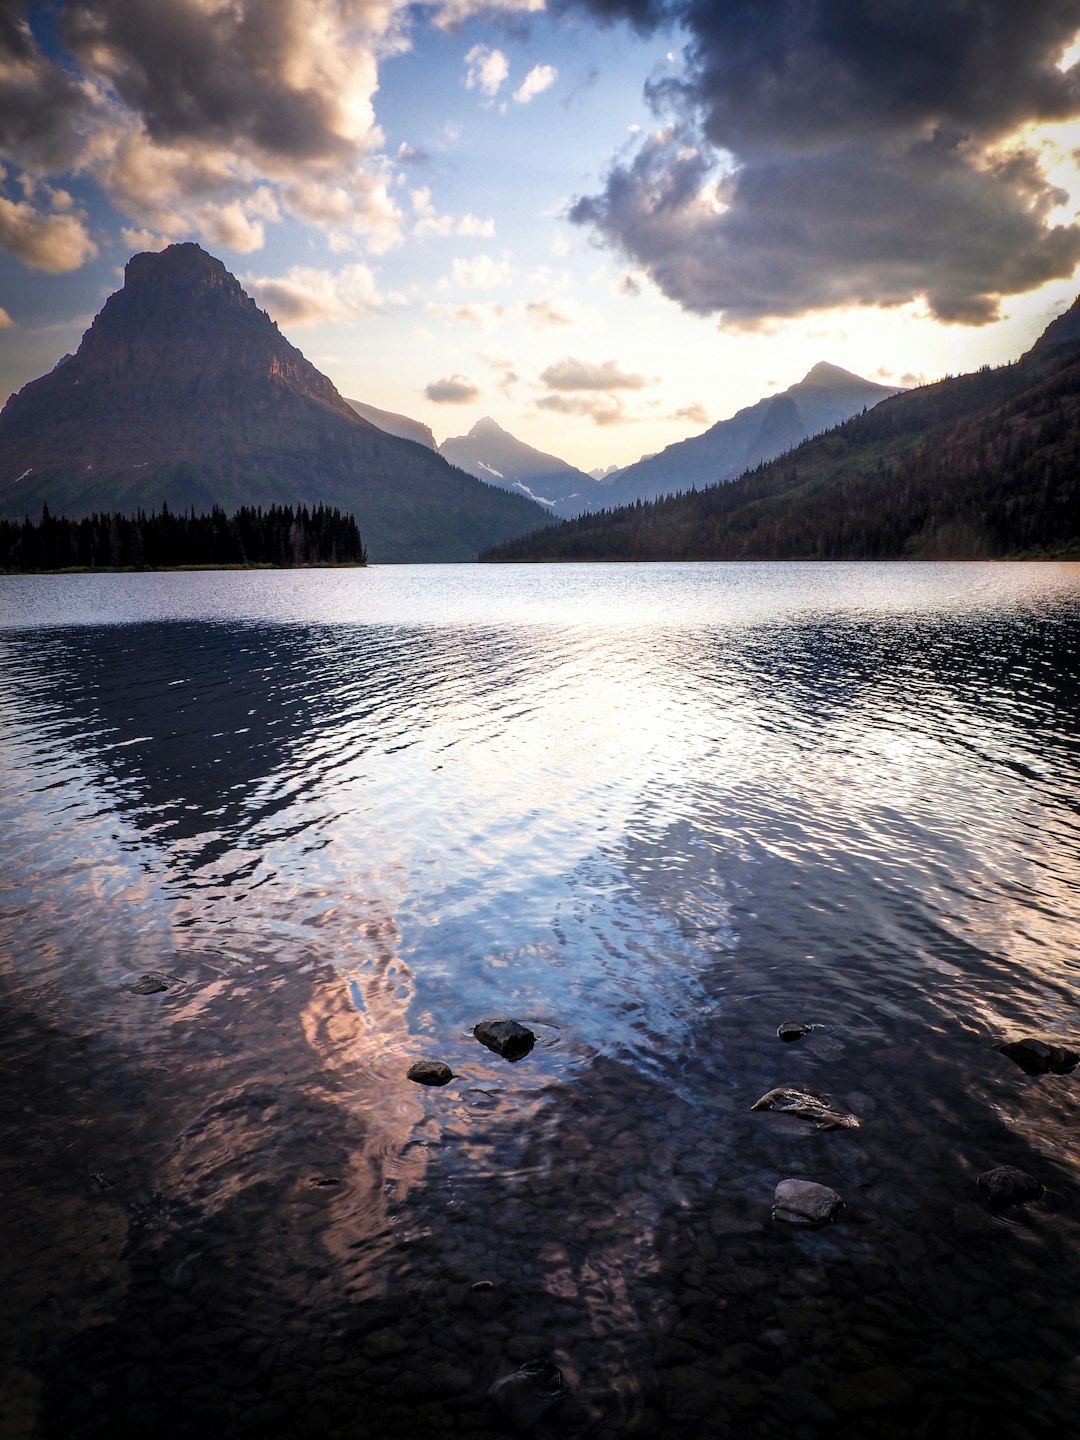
[1,561,1079,1439]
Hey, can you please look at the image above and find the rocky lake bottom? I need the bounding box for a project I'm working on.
[1,561,1078,1438]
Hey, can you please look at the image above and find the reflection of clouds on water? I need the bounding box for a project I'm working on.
[1,564,1080,1435]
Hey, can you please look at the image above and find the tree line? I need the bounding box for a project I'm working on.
[0,502,367,571]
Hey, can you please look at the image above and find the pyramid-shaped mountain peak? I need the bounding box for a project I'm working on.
[0,246,548,561]
[799,361,871,387]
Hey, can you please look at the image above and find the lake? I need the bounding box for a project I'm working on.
[1,560,1078,1439]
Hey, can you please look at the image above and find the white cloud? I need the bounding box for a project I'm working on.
[411,186,495,239]
[513,65,557,105]
[0,195,97,273]
[444,253,515,288]
[433,0,543,30]
[246,263,383,326]
[464,45,510,100]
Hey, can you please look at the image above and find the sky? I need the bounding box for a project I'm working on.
[3,0,1080,474]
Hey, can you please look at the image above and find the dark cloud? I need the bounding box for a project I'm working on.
[567,0,1080,324]
[425,373,481,403]
[0,1,89,169]
[62,0,361,162]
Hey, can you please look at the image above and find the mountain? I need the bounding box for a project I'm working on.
[481,319,1080,563]
[1030,295,1080,353]
[600,362,903,507]
[0,244,548,562]
[589,464,622,482]
[439,417,604,518]
[345,398,437,451]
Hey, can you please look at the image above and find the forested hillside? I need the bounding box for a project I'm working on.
[481,338,1080,563]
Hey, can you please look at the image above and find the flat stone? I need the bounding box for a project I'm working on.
[407,1059,454,1086]
[773,1179,843,1227]
[488,1358,566,1428]
[473,1018,536,1061]
[777,1021,812,1042]
[751,1087,860,1130]
[829,1366,915,1411]
[977,1165,1045,1210]
[129,973,169,995]
[996,1038,1078,1076]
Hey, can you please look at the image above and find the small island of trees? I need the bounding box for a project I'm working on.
[0,502,367,571]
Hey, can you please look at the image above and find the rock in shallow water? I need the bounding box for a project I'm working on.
[751,1087,860,1130]
[777,1020,812,1042]
[977,1166,1045,1210]
[129,973,169,995]
[773,1179,844,1227]
[407,1059,454,1086]
[488,1358,566,1429]
[473,1018,536,1061]
[996,1038,1078,1076]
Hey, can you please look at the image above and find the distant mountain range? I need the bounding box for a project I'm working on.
[600,362,903,508]
[482,306,1080,562]
[439,417,602,518]
[355,363,901,518]
[0,244,548,562]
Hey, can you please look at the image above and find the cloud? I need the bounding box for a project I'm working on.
[425,297,575,329]
[445,253,515,288]
[425,373,481,403]
[464,44,509,100]
[396,141,429,165]
[433,0,543,28]
[523,299,573,326]
[0,0,412,268]
[411,186,495,238]
[246,263,383,326]
[566,0,1080,325]
[673,401,708,426]
[540,356,653,390]
[0,193,97,272]
[537,393,626,426]
[0,305,12,328]
[514,64,558,105]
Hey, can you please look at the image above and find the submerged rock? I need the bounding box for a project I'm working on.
[488,1358,566,1429]
[407,1059,454,1086]
[996,1038,1078,1076]
[777,1020,813,1042]
[977,1166,1045,1210]
[474,1018,536,1061]
[773,1179,844,1227]
[751,1087,860,1130]
[129,973,169,995]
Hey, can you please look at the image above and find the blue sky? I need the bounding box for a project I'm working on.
[3,1,1080,471]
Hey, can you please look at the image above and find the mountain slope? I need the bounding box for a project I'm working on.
[482,327,1080,562]
[0,244,548,562]
[439,417,603,517]
[345,398,437,450]
[602,362,902,507]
